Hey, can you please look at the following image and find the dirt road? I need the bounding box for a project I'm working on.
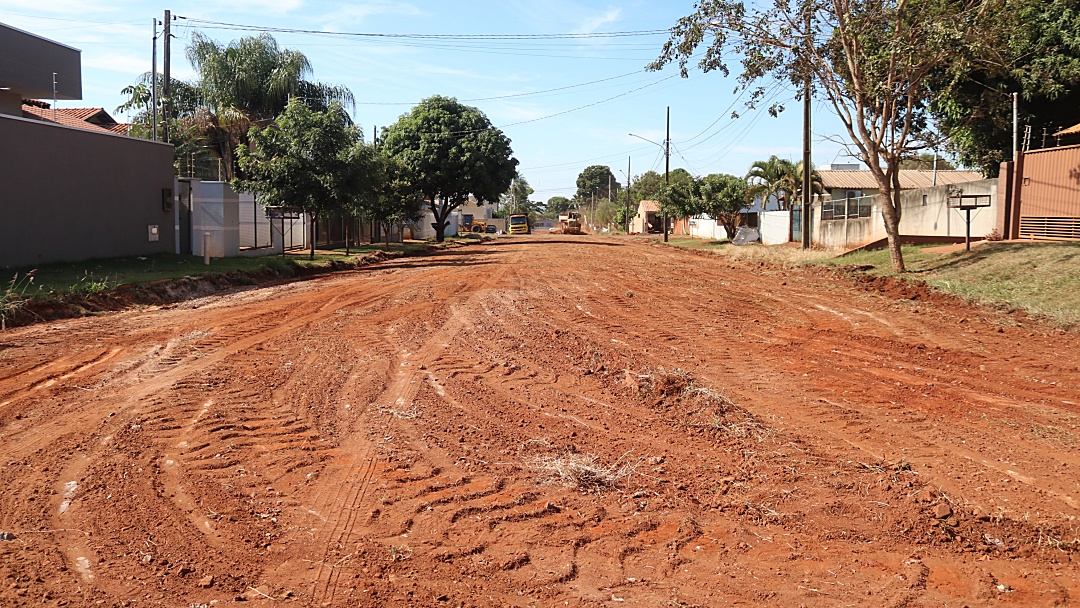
[1,235,1078,607]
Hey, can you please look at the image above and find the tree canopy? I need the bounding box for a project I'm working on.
[699,173,749,241]
[652,0,1014,271]
[545,196,573,216]
[234,99,369,258]
[575,165,620,203]
[629,171,665,205]
[745,157,822,210]
[931,0,1080,175]
[380,95,518,242]
[118,32,352,180]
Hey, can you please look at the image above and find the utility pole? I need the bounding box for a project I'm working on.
[163,9,171,144]
[1012,91,1018,160]
[152,18,158,141]
[664,105,670,242]
[625,156,631,234]
[801,6,812,250]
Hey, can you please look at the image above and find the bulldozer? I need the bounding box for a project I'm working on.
[556,211,582,235]
[459,213,487,234]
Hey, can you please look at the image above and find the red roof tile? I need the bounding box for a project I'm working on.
[21,103,120,135]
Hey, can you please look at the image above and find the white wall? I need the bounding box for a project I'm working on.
[759,210,791,245]
[415,210,460,240]
[688,217,731,240]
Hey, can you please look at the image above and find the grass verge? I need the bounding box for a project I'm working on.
[664,236,1080,327]
[815,242,1080,326]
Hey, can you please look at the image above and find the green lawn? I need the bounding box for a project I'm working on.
[800,241,1080,327]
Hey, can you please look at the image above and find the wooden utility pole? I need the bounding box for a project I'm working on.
[625,156,631,234]
[801,7,812,250]
[162,9,171,144]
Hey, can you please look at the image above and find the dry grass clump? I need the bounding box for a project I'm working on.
[528,450,640,490]
[373,400,421,419]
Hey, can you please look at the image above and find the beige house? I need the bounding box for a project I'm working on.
[630,199,661,234]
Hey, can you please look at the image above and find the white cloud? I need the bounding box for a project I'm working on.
[82,51,158,76]
[576,7,621,34]
[316,1,425,29]
[210,0,305,15]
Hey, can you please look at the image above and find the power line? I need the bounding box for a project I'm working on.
[181,18,668,40]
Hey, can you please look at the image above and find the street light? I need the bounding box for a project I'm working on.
[618,164,631,234]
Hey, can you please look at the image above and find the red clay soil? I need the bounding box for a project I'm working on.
[1,235,1078,607]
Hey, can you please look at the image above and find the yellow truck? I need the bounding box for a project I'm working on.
[557,211,582,235]
[508,213,531,235]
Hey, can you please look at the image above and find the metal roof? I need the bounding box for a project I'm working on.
[818,170,984,190]
[1054,122,1080,137]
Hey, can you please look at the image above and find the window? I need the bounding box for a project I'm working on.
[922,194,928,207]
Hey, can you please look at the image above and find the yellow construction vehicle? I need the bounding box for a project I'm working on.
[557,211,582,235]
[508,213,531,235]
[459,213,487,234]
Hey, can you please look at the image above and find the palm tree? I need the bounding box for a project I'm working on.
[745,156,796,209]
[777,161,824,208]
[185,32,355,180]
[745,156,823,210]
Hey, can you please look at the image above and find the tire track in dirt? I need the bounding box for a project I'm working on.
[304,253,516,605]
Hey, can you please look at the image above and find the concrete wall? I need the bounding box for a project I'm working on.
[414,210,460,240]
[0,23,82,104]
[808,180,998,250]
[759,210,791,245]
[897,179,997,240]
[0,114,175,268]
[687,217,730,241]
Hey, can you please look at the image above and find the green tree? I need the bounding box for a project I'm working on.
[630,170,665,205]
[932,0,1080,175]
[234,99,366,259]
[545,196,573,216]
[657,180,697,225]
[699,173,749,240]
[186,32,354,180]
[745,156,794,210]
[380,95,518,242]
[502,173,535,215]
[117,75,214,176]
[899,153,956,171]
[653,0,1011,272]
[575,165,621,203]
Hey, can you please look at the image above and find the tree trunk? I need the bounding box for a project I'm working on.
[431,198,452,243]
[309,211,317,260]
[879,192,906,273]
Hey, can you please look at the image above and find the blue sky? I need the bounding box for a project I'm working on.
[1,0,857,202]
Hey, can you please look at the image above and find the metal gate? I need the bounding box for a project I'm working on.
[239,194,273,250]
[177,179,193,254]
[791,205,814,243]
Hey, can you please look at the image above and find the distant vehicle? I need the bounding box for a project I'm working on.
[485,224,497,233]
[556,211,582,235]
[508,213,531,235]
[459,213,487,234]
